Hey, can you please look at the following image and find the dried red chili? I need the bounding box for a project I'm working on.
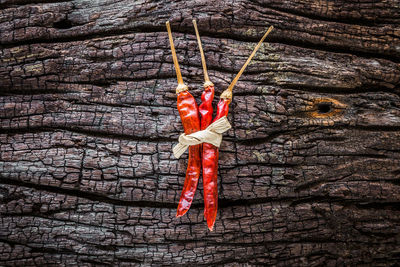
[193,20,218,230]
[167,20,273,230]
[166,22,201,217]
[202,26,274,231]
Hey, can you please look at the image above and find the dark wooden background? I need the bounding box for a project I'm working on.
[1,0,400,265]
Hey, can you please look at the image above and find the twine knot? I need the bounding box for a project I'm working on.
[173,116,231,158]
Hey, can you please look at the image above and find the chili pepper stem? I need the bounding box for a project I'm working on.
[221,25,273,100]
[192,19,213,88]
[166,21,188,94]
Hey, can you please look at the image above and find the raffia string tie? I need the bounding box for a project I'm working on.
[173,116,231,159]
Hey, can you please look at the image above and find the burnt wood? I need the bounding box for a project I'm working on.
[1,0,400,265]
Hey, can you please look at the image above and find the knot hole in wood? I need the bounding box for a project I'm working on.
[309,98,347,119]
[317,102,332,114]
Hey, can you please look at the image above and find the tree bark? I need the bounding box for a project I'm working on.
[1,0,400,265]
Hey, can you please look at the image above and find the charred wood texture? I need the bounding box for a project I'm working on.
[1,0,400,266]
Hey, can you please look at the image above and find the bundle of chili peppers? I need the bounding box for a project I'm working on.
[166,21,273,231]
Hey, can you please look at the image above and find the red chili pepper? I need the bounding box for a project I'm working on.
[176,91,201,217]
[167,20,273,230]
[166,22,201,217]
[200,87,217,230]
[201,97,230,230]
[201,25,274,231]
[193,20,220,230]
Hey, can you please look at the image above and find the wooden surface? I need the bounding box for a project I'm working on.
[1,0,400,265]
